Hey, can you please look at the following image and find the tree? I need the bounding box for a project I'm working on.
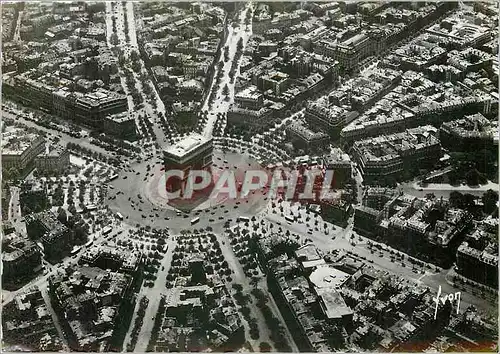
[110,33,119,46]
[465,169,480,186]
[241,306,251,318]
[259,342,272,352]
[73,223,88,244]
[482,189,498,214]
[249,323,259,340]
[57,208,68,224]
[232,283,243,292]
[131,50,140,62]
[463,193,476,210]
[68,204,77,215]
[449,191,463,208]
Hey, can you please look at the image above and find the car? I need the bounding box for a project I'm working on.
[209,218,215,222]
[123,176,128,179]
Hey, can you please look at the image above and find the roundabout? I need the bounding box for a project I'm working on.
[106,148,270,233]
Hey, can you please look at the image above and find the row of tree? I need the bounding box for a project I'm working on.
[126,296,149,351]
[66,142,121,167]
[251,288,292,352]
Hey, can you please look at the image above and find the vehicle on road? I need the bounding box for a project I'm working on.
[85,204,97,211]
[108,174,119,182]
[191,217,200,225]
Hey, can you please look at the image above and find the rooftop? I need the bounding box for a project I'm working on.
[235,85,262,101]
[309,265,351,289]
[295,244,322,262]
[317,288,354,320]
[325,147,351,165]
[164,284,214,309]
[163,133,212,158]
[1,126,43,156]
[354,125,439,163]
[106,112,135,124]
